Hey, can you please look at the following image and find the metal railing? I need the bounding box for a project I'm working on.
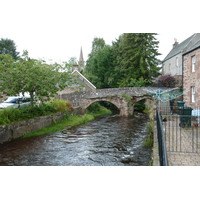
[156,109,169,166]
[159,106,200,154]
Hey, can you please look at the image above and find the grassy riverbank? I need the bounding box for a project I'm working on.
[22,104,112,139]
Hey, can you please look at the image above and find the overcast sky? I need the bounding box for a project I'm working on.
[1,0,197,64]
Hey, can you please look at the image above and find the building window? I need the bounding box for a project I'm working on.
[191,86,195,103]
[176,57,178,67]
[168,63,171,72]
[192,55,196,72]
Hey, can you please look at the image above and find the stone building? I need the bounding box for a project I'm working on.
[162,33,200,86]
[183,41,200,108]
[57,69,96,97]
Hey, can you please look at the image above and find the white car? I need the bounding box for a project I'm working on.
[0,96,31,109]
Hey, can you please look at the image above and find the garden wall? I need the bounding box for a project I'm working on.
[0,106,86,145]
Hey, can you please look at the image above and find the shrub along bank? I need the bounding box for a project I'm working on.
[0,99,72,126]
[22,102,112,138]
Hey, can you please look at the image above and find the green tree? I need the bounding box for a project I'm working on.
[0,38,19,60]
[0,52,75,106]
[66,57,78,72]
[91,37,106,54]
[84,38,116,89]
[113,33,161,87]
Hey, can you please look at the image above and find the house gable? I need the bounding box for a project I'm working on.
[162,33,200,79]
[72,69,96,91]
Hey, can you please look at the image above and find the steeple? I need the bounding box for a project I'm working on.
[78,47,85,71]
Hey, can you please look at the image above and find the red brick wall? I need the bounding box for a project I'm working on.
[183,48,200,108]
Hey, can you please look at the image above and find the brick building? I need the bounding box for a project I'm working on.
[183,41,200,108]
[162,34,200,86]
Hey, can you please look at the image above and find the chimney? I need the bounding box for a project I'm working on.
[173,38,179,48]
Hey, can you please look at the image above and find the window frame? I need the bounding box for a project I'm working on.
[191,55,196,72]
[191,86,196,103]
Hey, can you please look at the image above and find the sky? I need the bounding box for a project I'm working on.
[0,0,197,64]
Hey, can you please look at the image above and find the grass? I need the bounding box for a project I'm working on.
[143,120,154,148]
[22,104,112,139]
[22,114,94,138]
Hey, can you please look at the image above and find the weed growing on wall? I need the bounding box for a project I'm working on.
[144,120,154,148]
[122,93,132,103]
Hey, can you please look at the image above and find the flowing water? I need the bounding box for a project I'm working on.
[0,113,152,166]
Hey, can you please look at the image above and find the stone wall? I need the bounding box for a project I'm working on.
[0,112,66,144]
[183,48,200,108]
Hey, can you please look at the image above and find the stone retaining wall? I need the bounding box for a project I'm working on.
[0,112,67,144]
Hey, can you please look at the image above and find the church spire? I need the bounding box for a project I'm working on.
[78,47,85,71]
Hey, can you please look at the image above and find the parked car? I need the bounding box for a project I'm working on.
[0,96,31,109]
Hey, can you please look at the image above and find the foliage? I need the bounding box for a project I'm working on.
[0,38,19,60]
[22,114,94,139]
[63,57,78,72]
[0,52,75,106]
[113,33,161,87]
[119,77,147,87]
[144,120,154,148]
[84,39,117,88]
[0,99,74,125]
[157,74,177,88]
[22,104,112,139]
[50,99,73,112]
[86,102,102,113]
[134,99,146,112]
[84,34,161,89]
[86,102,112,116]
[0,104,55,125]
[122,93,132,103]
[91,37,106,53]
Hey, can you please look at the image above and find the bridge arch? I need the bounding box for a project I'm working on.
[82,98,121,112]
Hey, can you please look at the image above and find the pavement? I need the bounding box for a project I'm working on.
[163,115,200,166]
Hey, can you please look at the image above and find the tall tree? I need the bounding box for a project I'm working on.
[91,37,106,54]
[0,38,19,60]
[113,33,161,87]
[84,38,117,89]
[0,52,74,106]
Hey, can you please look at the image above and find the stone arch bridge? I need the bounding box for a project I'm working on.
[61,87,155,116]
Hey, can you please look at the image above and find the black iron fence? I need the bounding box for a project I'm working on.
[156,109,169,166]
[158,105,200,154]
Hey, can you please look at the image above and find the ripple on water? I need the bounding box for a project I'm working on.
[0,113,152,166]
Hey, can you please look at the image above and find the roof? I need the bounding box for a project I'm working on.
[72,69,96,90]
[162,33,200,62]
[183,40,200,55]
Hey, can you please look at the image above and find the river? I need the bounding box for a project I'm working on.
[0,113,152,166]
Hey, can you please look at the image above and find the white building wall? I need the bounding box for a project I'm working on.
[162,53,182,76]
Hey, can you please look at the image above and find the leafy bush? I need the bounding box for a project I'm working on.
[86,102,112,116]
[157,74,177,88]
[50,99,73,112]
[19,103,56,118]
[86,102,102,113]
[134,100,146,112]
[0,102,63,125]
